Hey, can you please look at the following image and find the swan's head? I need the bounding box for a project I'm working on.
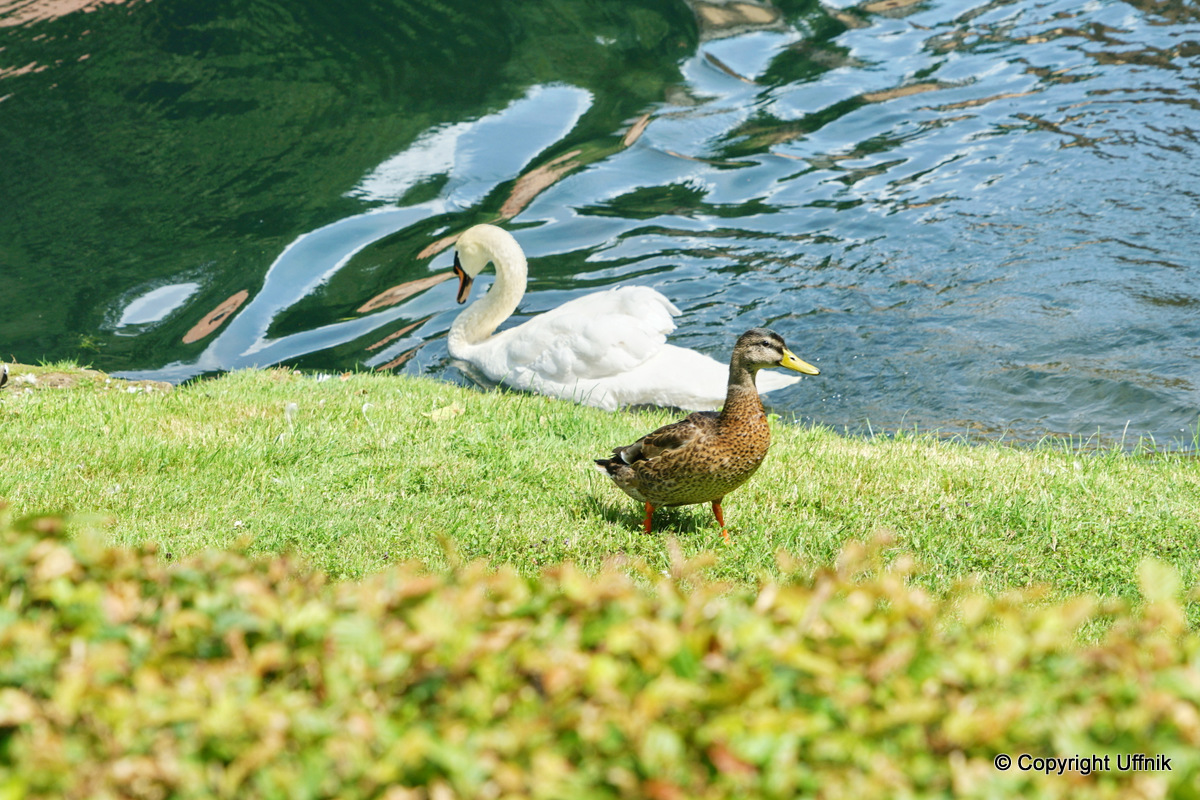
[452,224,521,305]
[732,328,820,375]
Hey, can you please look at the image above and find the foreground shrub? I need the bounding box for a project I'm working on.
[1,509,1198,799]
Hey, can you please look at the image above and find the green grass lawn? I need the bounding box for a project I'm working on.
[5,363,1200,799]
[1,362,1198,609]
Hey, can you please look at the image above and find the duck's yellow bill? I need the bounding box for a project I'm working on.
[780,347,820,375]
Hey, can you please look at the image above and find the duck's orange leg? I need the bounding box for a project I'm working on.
[711,500,730,543]
[643,502,656,534]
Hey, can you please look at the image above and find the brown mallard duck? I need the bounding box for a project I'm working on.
[594,328,819,542]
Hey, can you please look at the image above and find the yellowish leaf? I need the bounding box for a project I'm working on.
[422,403,464,422]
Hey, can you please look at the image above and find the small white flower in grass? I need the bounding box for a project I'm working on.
[233,520,244,528]
[276,402,299,443]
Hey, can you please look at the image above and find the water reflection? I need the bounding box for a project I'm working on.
[349,85,594,207]
[2,0,1198,448]
[112,282,200,331]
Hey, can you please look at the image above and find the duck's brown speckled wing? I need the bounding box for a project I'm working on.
[611,411,719,464]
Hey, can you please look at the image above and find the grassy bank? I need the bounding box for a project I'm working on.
[1,362,1197,610]
[5,363,1200,798]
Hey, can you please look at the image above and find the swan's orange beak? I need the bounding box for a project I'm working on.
[453,254,473,305]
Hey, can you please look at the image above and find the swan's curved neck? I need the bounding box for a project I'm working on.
[448,232,528,352]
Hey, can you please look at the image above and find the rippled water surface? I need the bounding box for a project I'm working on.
[2,0,1198,447]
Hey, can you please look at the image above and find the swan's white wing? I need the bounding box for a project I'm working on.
[593,349,802,410]
[600,345,728,410]
[495,286,681,382]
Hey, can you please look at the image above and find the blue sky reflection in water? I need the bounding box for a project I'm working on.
[1,0,1198,448]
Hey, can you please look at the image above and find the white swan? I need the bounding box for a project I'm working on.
[446,224,808,411]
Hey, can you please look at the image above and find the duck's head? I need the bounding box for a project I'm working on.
[453,224,518,304]
[733,328,820,375]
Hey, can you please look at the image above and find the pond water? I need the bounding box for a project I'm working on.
[2,0,1198,448]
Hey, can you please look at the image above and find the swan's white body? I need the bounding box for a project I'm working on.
[446,225,803,411]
